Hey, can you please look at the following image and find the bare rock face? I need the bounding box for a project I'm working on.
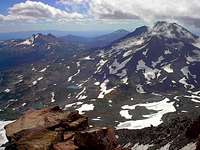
[74,127,118,150]
[5,106,86,139]
[186,117,200,139]
[53,140,79,150]
[52,127,118,150]
[4,106,122,150]
[6,128,63,150]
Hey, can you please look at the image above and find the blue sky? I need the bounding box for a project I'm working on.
[0,1,21,14]
[0,0,199,33]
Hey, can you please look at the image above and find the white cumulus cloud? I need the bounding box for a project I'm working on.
[89,0,195,20]
[88,0,200,27]
[0,0,84,23]
[55,0,200,28]
[58,0,89,5]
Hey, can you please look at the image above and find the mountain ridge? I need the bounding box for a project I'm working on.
[0,29,130,71]
[0,21,200,150]
[60,29,130,49]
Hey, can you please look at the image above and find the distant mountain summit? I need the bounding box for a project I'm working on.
[112,29,129,34]
[15,33,59,47]
[60,29,130,49]
[151,21,198,42]
[89,21,200,94]
[113,26,149,44]
[0,30,129,70]
[0,33,67,70]
[127,26,149,38]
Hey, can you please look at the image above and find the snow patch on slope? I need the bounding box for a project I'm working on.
[162,64,173,73]
[0,121,14,147]
[116,37,144,49]
[64,102,83,109]
[136,84,146,94]
[109,57,132,76]
[117,98,176,129]
[180,142,196,150]
[120,110,132,119]
[131,143,153,150]
[76,104,94,114]
[39,68,47,73]
[96,59,108,73]
[98,79,115,99]
[186,50,200,62]
[179,77,194,89]
[68,62,81,82]
[137,60,160,81]
[152,56,164,68]
[51,92,55,103]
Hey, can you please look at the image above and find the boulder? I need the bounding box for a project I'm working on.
[63,132,75,141]
[186,117,200,138]
[4,106,121,150]
[74,127,118,150]
[53,140,78,150]
[6,128,63,150]
[5,106,87,138]
[68,116,88,131]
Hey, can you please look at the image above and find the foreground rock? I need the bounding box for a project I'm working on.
[4,106,123,150]
[7,128,63,150]
[74,127,118,150]
[5,106,86,138]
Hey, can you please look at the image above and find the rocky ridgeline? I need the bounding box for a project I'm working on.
[4,106,126,150]
[117,114,200,150]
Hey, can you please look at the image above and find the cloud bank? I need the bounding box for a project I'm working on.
[1,0,200,29]
[58,0,89,5]
[56,0,200,28]
[89,0,200,27]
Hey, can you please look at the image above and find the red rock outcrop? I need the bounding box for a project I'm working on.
[4,106,123,150]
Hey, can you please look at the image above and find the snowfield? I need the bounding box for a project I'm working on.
[117,98,176,129]
[76,104,95,114]
[0,121,14,148]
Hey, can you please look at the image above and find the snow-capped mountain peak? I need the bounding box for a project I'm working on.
[91,21,200,99]
[150,21,197,42]
[16,33,59,47]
